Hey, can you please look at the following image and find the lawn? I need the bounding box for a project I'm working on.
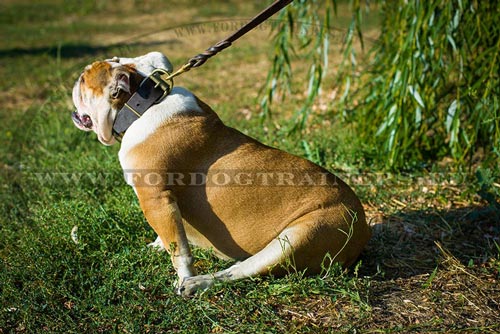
[1,0,499,333]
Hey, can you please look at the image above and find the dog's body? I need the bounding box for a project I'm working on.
[72,52,371,296]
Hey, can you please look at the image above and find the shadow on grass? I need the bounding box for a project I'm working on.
[359,204,500,280]
[354,204,500,330]
[0,40,180,59]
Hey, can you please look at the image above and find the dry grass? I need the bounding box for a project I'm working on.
[363,209,500,331]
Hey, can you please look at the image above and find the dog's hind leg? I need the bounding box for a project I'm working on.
[178,209,368,297]
[178,226,298,297]
[147,236,165,251]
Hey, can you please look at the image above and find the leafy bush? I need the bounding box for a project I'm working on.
[264,0,500,169]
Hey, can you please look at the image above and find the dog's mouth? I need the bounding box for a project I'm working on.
[72,111,93,131]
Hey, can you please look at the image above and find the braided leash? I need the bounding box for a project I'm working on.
[159,0,294,86]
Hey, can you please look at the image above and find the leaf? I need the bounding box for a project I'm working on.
[446,100,458,133]
[390,70,402,91]
[453,10,460,29]
[428,11,435,27]
[388,128,397,153]
[408,85,426,108]
[340,76,350,102]
[447,34,457,52]
[323,32,329,70]
[376,104,397,136]
[307,64,316,95]
[415,106,422,127]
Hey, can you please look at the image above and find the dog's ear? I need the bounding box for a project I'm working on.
[110,68,131,99]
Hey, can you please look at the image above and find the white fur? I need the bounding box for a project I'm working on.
[108,52,173,77]
[118,87,203,178]
[147,236,166,251]
[175,255,196,282]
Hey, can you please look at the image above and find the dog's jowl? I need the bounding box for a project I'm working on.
[72,52,371,297]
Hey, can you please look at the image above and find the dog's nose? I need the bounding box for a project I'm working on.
[72,111,93,129]
[81,114,93,128]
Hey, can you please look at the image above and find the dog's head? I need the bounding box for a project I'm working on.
[72,52,173,145]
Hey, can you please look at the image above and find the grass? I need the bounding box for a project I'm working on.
[1,0,499,333]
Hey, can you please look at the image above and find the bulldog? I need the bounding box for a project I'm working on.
[71,52,371,297]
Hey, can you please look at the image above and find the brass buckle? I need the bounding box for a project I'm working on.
[112,131,124,143]
[149,68,174,103]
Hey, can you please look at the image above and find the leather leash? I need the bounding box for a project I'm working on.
[167,0,294,79]
[112,0,294,141]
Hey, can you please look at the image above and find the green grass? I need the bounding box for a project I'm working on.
[1,1,499,333]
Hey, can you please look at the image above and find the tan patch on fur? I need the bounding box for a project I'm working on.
[110,65,143,110]
[82,61,112,96]
[123,63,136,70]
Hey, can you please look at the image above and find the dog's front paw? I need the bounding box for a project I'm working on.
[177,275,214,298]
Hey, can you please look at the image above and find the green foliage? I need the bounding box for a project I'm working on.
[260,0,333,129]
[264,0,500,169]
[359,0,500,168]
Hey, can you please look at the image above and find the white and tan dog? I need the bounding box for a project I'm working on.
[72,52,371,297]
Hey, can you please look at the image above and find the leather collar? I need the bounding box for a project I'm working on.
[112,69,173,141]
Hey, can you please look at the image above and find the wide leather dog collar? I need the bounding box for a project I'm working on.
[112,68,173,142]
